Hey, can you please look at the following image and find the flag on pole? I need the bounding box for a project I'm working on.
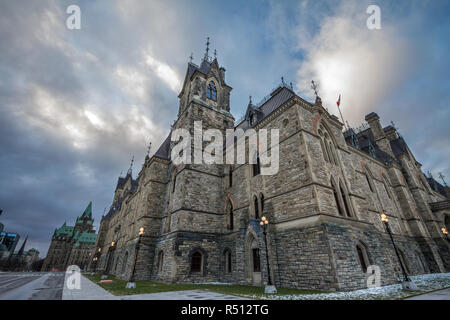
[336,94,341,108]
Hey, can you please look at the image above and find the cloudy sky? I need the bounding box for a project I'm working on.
[0,0,449,256]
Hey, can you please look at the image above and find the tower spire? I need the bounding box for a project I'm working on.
[145,142,152,161]
[17,235,28,256]
[127,155,134,176]
[203,37,210,62]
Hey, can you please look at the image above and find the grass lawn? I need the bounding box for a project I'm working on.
[84,273,325,298]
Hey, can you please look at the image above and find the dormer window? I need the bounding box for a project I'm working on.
[207,81,217,101]
[249,113,254,125]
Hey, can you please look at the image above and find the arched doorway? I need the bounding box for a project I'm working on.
[245,231,261,286]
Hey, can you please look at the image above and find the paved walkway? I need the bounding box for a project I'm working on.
[406,287,450,300]
[121,290,249,300]
[62,274,119,300]
[0,272,64,300]
[63,274,248,300]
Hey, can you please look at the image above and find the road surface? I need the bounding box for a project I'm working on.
[0,272,65,300]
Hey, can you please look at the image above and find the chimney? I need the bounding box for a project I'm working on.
[365,112,395,158]
[219,67,226,82]
[384,126,399,141]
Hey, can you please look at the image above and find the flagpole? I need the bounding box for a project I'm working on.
[337,95,347,130]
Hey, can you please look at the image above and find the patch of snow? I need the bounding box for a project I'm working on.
[244,273,450,300]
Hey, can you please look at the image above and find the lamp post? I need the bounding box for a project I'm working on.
[442,227,449,243]
[380,212,417,289]
[102,242,115,279]
[259,216,276,294]
[126,227,144,289]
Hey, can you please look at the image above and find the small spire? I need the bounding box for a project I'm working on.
[281,76,285,85]
[146,142,152,160]
[311,80,319,98]
[127,155,134,176]
[249,95,252,106]
[290,82,293,90]
[203,37,210,62]
[189,52,193,63]
[214,49,217,59]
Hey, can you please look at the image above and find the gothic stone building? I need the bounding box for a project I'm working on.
[90,52,450,291]
[42,202,97,271]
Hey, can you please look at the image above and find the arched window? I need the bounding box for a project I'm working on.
[340,184,352,217]
[253,153,261,176]
[318,124,338,165]
[191,251,202,272]
[252,248,261,272]
[227,201,234,230]
[224,249,232,273]
[356,242,370,273]
[254,195,259,219]
[172,173,177,193]
[260,193,265,213]
[207,81,217,101]
[157,251,164,273]
[382,176,392,199]
[332,179,344,216]
[364,168,375,193]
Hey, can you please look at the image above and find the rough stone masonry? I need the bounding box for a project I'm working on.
[89,44,450,291]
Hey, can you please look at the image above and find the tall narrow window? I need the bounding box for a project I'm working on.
[260,193,265,213]
[252,248,261,272]
[191,251,202,272]
[356,243,369,273]
[318,125,337,165]
[365,173,374,192]
[227,201,234,230]
[207,81,217,101]
[383,181,391,199]
[340,185,351,217]
[157,251,164,273]
[253,153,261,176]
[333,183,344,216]
[172,173,177,193]
[254,196,259,219]
[225,250,232,273]
[229,170,232,187]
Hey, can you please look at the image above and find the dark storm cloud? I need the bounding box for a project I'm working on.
[0,0,449,256]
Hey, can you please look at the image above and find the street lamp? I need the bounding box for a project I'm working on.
[259,216,276,294]
[126,227,144,289]
[380,211,417,290]
[442,227,449,243]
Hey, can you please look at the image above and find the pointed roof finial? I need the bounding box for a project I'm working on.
[146,142,152,160]
[281,76,285,85]
[214,49,217,59]
[127,155,134,176]
[311,80,319,98]
[249,95,253,106]
[189,52,193,63]
[290,82,293,90]
[203,37,210,62]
